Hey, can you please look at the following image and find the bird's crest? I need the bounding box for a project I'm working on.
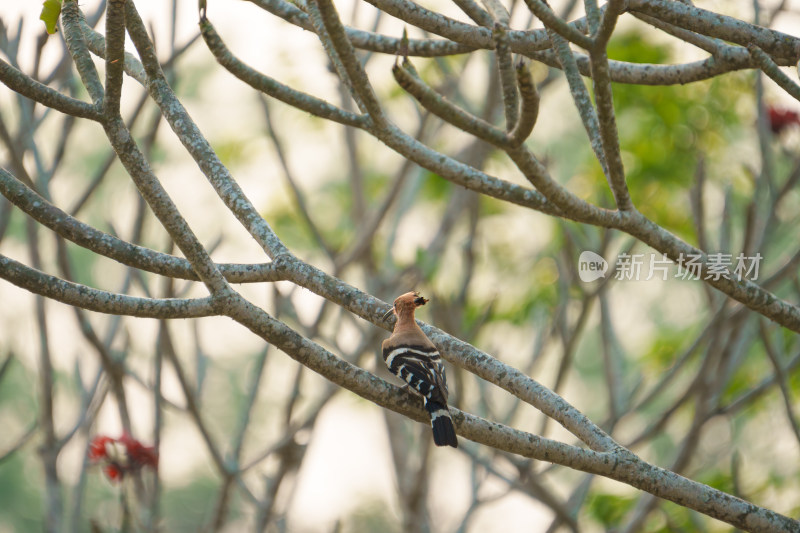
[396,291,428,308]
[383,291,428,321]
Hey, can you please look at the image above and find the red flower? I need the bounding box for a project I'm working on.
[103,464,123,482]
[119,431,158,470]
[767,106,800,135]
[88,436,114,461]
[88,433,158,483]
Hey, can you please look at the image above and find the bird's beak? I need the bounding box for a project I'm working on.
[382,307,395,322]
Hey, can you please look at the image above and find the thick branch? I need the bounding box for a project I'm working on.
[311,0,387,127]
[628,0,800,60]
[529,44,765,86]
[200,17,366,128]
[588,48,633,210]
[0,59,101,120]
[61,0,105,106]
[0,167,283,283]
[103,0,126,117]
[0,254,215,318]
[247,0,476,56]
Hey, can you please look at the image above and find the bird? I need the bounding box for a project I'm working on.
[381,291,458,448]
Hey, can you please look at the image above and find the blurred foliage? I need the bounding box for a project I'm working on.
[159,477,222,532]
[720,340,769,406]
[341,500,401,533]
[586,491,636,527]
[2,208,29,244]
[67,242,102,287]
[420,169,454,203]
[267,200,321,254]
[581,31,750,242]
[213,137,253,168]
[0,454,43,532]
[696,468,736,495]
[0,358,38,419]
[640,327,698,370]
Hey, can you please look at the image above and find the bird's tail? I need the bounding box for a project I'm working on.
[425,400,458,447]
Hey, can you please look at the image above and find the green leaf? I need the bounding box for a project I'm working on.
[587,492,636,526]
[40,0,62,35]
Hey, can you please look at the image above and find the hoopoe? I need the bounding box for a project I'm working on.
[382,291,458,448]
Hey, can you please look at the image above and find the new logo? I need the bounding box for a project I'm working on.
[578,251,608,282]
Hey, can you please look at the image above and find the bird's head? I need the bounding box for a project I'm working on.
[382,291,428,321]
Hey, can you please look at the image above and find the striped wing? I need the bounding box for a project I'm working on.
[382,344,448,403]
